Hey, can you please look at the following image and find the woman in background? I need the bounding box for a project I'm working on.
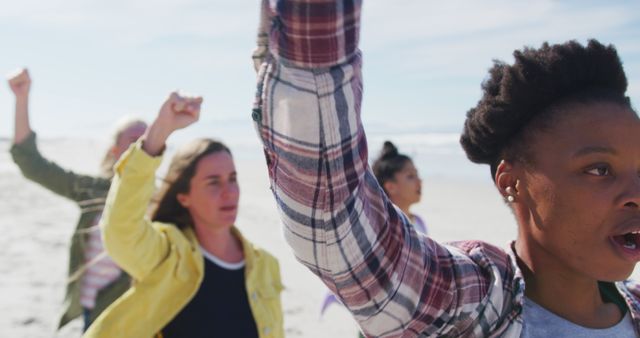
[84,92,284,338]
[320,140,428,330]
[372,141,427,235]
[8,68,146,331]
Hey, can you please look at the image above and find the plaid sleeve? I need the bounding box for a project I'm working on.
[258,0,360,69]
[253,1,517,336]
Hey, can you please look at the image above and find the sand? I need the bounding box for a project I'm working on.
[1,138,638,337]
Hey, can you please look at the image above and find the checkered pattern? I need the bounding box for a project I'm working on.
[252,1,640,336]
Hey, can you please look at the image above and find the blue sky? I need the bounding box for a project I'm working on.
[1,0,639,144]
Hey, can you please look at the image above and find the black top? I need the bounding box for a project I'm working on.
[599,281,628,315]
[162,254,259,338]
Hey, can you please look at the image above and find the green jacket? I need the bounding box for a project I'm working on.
[84,142,284,338]
[10,132,130,328]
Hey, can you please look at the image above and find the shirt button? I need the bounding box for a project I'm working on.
[263,327,271,335]
[252,292,258,301]
[251,108,262,121]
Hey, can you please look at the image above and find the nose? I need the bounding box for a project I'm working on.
[622,173,640,210]
[221,181,240,199]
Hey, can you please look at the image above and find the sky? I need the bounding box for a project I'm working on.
[1,0,639,145]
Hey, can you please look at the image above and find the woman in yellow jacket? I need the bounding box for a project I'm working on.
[84,92,284,338]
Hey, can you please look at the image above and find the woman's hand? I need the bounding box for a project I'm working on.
[8,68,31,98]
[142,91,203,156]
[8,68,33,144]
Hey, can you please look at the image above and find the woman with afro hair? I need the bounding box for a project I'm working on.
[252,0,640,336]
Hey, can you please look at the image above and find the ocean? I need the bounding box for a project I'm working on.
[0,117,491,184]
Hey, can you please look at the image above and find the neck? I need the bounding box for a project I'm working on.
[396,202,413,221]
[193,223,244,263]
[514,236,622,328]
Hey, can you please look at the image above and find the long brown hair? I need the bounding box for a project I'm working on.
[150,138,231,229]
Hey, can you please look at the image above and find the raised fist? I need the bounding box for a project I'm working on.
[156,91,203,133]
[7,68,31,98]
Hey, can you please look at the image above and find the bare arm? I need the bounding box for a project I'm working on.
[8,68,32,144]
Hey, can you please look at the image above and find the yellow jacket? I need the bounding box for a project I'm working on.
[84,142,284,338]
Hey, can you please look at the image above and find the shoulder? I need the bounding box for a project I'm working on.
[80,175,112,193]
[621,280,640,301]
[411,214,427,233]
[448,240,508,257]
[242,238,282,277]
[152,222,196,249]
[618,280,640,316]
[248,242,280,267]
[445,240,514,273]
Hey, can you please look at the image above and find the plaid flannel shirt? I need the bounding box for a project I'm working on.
[251,1,640,336]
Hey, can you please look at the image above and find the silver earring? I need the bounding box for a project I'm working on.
[507,195,515,203]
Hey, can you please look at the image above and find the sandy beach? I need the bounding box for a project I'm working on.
[2,137,638,337]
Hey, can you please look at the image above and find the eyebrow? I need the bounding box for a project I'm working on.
[572,146,617,158]
[204,172,237,179]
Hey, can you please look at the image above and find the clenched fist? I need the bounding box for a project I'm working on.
[7,68,31,98]
[142,91,204,156]
[156,91,203,133]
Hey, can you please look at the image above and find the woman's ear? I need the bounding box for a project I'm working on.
[495,160,519,202]
[176,193,191,208]
[383,181,397,197]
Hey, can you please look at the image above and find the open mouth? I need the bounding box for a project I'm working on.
[610,231,640,260]
[612,232,640,250]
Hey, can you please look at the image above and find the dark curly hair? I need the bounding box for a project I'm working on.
[460,39,633,180]
[372,141,412,195]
